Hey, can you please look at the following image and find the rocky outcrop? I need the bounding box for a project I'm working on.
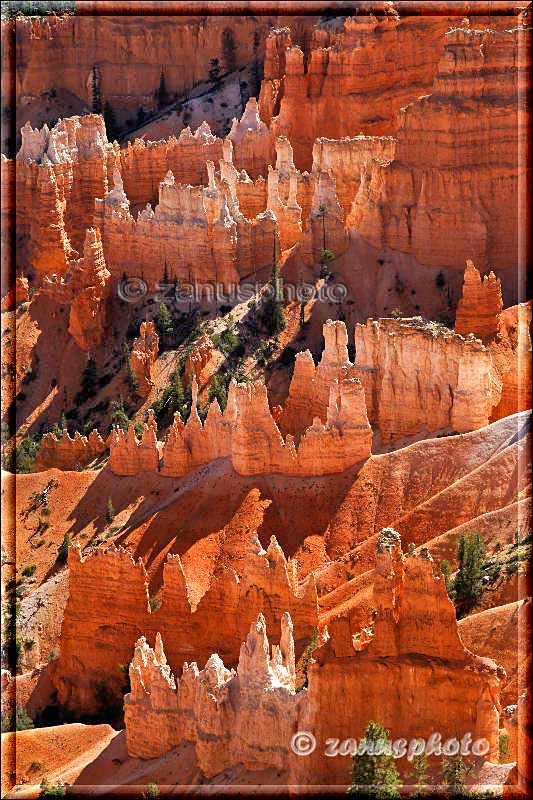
[183,333,223,398]
[54,544,151,713]
[124,613,299,769]
[293,530,503,786]
[110,321,373,478]
[455,260,503,340]
[95,161,280,290]
[124,531,502,785]
[354,316,502,443]
[34,429,106,473]
[130,320,159,397]
[54,519,318,716]
[489,301,533,422]
[119,123,224,209]
[227,97,275,180]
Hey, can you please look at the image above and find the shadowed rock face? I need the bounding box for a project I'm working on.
[53,513,318,716]
[123,533,503,785]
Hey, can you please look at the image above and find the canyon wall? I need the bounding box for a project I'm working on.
[123,530,503,786]
[7,14,277,129]
[347,23,531,292]
[259,14,454,169]
[34,429,106,473]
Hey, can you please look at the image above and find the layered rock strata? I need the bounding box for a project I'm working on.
[346,24,531,287]
[354,316,501,443]
[16,115,118,272]
[41,227,111,351]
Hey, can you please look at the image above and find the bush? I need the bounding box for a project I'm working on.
[499,732,511,759]
[144,784,160,798]
[47,648,59,663]
[39,777,65,798]
[149,597,161,612]
[16,706,34,731]
[22,564,36,577]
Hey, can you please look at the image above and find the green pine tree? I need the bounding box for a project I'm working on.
[91,65,102,114]
[156,303,173,337]
[441,753,468,796]
[453,532,486,616]
[347,721,401,798]
[408,753,430,797]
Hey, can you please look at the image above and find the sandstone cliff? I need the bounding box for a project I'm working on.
[16,115,118,275]
[34,429,105,473]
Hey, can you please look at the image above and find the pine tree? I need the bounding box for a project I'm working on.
[156,303,173,337]
[409,753,430,797]
[348,721,401,798]
[91,65,102,114]
[441,753,468,795]
[155,69,168,108]
[453,531,486,616]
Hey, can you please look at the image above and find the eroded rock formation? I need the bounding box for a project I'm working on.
[455,260,503,340]
[130,320,159,397]
[124,531,502,785]
[53,516,318,715]
[354,316,501,443]
[34,429,106,473]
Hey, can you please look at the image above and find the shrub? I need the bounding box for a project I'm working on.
[144,784,160,798]
[499,732,511,759]
[39,777,65,797]
[436,271,446,288]
[47,649,59,663]
[149,597,161,612]
[296,628,318,692]
[22,564,36,577]
[16,706,34,731]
